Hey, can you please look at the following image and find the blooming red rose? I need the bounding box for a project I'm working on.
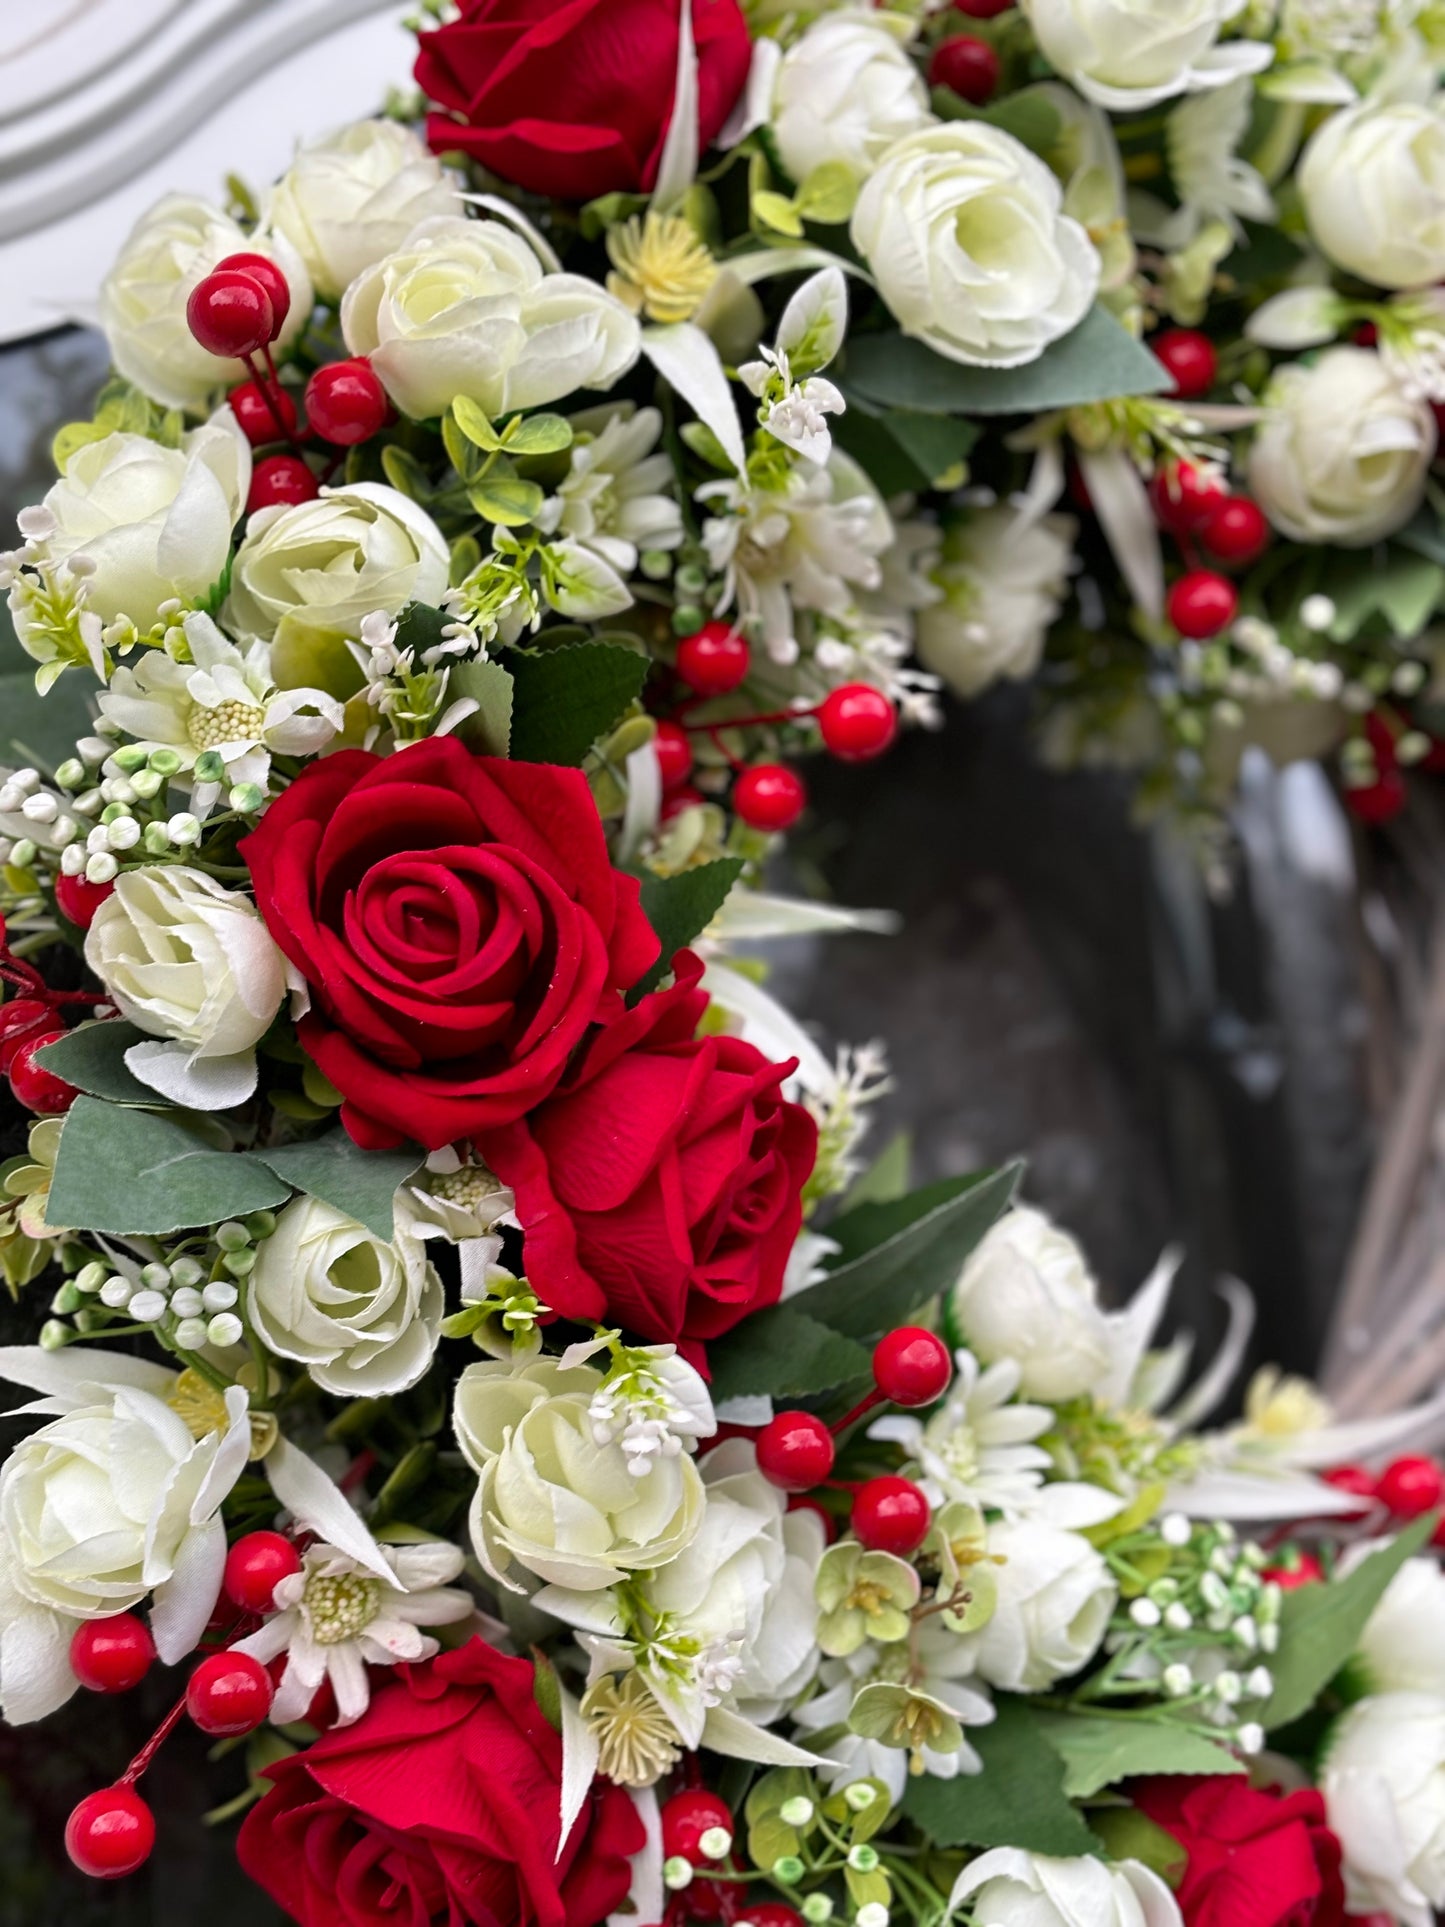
[480,951,817,1364]
[1134,1777,1348,1927]
[239,738,658,1152]
[415,0,754,203]
[237,1639,644,1927]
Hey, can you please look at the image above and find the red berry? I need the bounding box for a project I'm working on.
[1353,321,1379,348]
[1263,1552,1325,1591]
[756,1411,836,1492]
[70,1615,156,1694]
[247,455,319,514]
[1167,570,1238,640]
[740,1909,805,1927]
[1321,1464,1378,1511]
[851,1476,931,1557]
[1346,769,1408,826]
[186,268,275,360]
[66,1786,155,1880]
[0,997,53,1073]
[661,783,706,823]
[1377,1455,1445,1518]
[654,720,694,790]
[1152,328,1217,400]
[677,622,750,695]
[185,1650,274,1736]
[816,684,897,762]
[9,1029,77,1115]
[787,1495,837,1543]
[228,378,299,445]
[953,0,1013,12]
[928,35,1001,104]
[734,763,807,832]
[1200,496,1270,568]
[305,358,389,446]
[1149,460,1227,536]
[873,1327,952,1407]
[54,871,114,930]
[661,1790,735,1864]
[214,251,292,336]
[223,1531,302,1614]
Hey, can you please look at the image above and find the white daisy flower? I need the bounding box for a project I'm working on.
[536,404,683,577]
[869,1349,1054,1515]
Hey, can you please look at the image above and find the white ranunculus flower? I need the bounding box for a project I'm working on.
[1019,0,1273,113]
[99,193,312,411]
[225,482,450,646]
[1323,1691,1445,1927]
[1301,97,1445,290]
[85,865,294,1109]
[947,1205,1112,1402]
[951,1849,1183,1927]
[247,1198,444,1398]
[958,1517,1117,1691]
[455,1356,705,1592]
[268,119,462,302]
[916,506,1077,699]
[536,405,683,576]
[772,15,935,184]
[1351,1553,1445,1697]
[342,215,641,422]
[850,124,1099,369]
[1249,347,1436,548]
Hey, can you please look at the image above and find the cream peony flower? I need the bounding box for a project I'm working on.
[1323,1691,1445,1927]
[957,1517,1117,1691]
[536,405,683,577]
[1301,96,1445,290]
[951,1850,1183,1927]
[916,506,1077,699]
[1019,0,1273,113]
[946,1206,1113,1403]
[771,14,935,184]
[341,215,640,422]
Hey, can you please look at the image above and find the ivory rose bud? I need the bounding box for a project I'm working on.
[247,1198,444,1397]
[99,193,312,411]
[850,124,1099,369]
[1323,1691,1445,1927]
[268,119,462,301]
[772,16,934,185]
[1018,0,1273,114]
[1352,1554,1445,1697]
[1301,98,1445,291]
[917,507,1077,698]
[341,216,641,421]
[951,1850,1183,1927]
[1249,348,1436,548]
[958,1517,1116,1691]
[946,1206,1112,1402]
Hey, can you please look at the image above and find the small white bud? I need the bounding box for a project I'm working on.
[85,852,119,885]
[167,812,201,846]
[1245,1666,1273,1699]
[201,1280,239,1312]
[663,1858,694,1892]
[698,1827,732,1862]
[1163,1663,1193,1697]
[173,1317,209,1349]
[129,1289,169,1323]
[1129,1598,1162,1629]
[60,844,87,876]
[1214,1671,1243,1704]
[1236,1722,1265,1755]
[1164,1603,1194,1632]
[99,1277,133,1309]
[170,1287,204,1319]
[1300,594,1336,633]
[206,1312,244,1348]
[20,792,58,823]
[856,1904,890,1927]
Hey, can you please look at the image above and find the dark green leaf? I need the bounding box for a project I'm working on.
[393,602,452,661]
[34,1022,161,1106]
[827,1172,984,1267]
[1399,506,1445,569]
[47,1097,291,1236]
[705,1306,874,1405]
[902,1699,1101,1856]
[839,1132,912,1213]
[448,658,514,758]
[630,857,746,1002]
[254,1133,422,1241]
[1031,1711,1243,1798]
[505,640,650,767]
[833,405,978,494]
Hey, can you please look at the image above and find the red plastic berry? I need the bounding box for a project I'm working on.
[852,1475,931,1557]
[228,378,299,445]
[247,455,319,514]
[9,1030,77,1115]
[70,1615,156,1694]
[740,1909,805,1927]
[756,1411,836,1493]
[0,997,54,1073]
[1321,1464,1378,1511]
[788,1495,837,1544]
[66,1786,155,1880]
[1167,570,1238,640]
[1149,460,1227,536]
[734,764,807,832]
[1200,496,1270,569]
[953,0,1013,12]
[186,269,275,360]
[654,720,694,791]
[816,684,897,762]
[1347,769,1408,826]
[185,1650,275,1736]
[1263,1553,1325,1591]
[54,871,114,930]
[1153,328,1218,400]
[661,783,706,823]
[305,358,389,446]
[214,251,292,336]
[677,622,750,696]
[929,35,1001,104]
[1353,321,1379,348]
[223,1531,302,1615]
[1377,1455,1445,1518]
[661,1789,735,1864]
[873,1327,952,1407]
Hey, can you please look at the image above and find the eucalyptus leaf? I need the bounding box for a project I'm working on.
[254,1133,423,1242]
[448,658,514,758]
[47,1097,291,1236]
[34,1022,163,1107]
[630,857,746,1002]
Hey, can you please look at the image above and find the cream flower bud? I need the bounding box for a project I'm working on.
[772,16,934,184]
[1348,1551,1445,1697]
[946,1206,1112,1401]
[917,507,1077,699]
[1019,0,1273,113]
[957,1518,1116,1692]
[1324,1691,1445,1926]
[1301,98,1445,291]
[951,1850,1183,1927]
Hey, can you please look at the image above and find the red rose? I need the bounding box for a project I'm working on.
[480,951,817,1363]
[1134,1778,1348,1927]
[240,739,658,1151]
[237,1639,644,1927]
[415,0,754,202]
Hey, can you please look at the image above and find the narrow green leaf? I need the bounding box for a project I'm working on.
[448,658,514,758]
[504,414,574,455]
[630,857,746,1002]
[839,1132,912,1213]
[47,1097,291,1236]
[505,640,649,767]
[34,1022,161,1107]
[705,1306,874,1405]
[469,477,546,528]
[902,1699,1101,1855]
[452,395,503,451]
[1030,1710,1243,1799]
[253,1133,422,1242]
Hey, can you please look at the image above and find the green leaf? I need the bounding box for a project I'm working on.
[253,1132,422,1241]
[34,1022,161,1107]
[1398,506,1445,569]
[1264,1516,1436,1729]
[469,477,546,528]
[1089,1810,1188,1884]
[839,1132,912,1213]
[833,405,978,495]
[505,639,650,767]
[902,1699,1101,1856]
[47,1097,291,1236]
[392,602,452,661]
[841,307,1171,418]
[381,444,437,502]
[754,190,805,237]
[705,1305,874,1405]
[933,90,1064,156]
[504,414,574,456]
[630,857,746,1002]
[1327,551,1445,641]
[1030,1711,1244,1799]
[452,396,503,452]
[0,664,100,770]
[448,658,514,758]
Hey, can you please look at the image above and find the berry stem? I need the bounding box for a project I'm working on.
[679,704,814,734]
[119,1693,189,1788]
[829,1388,883,1436]
[242,350,303,454]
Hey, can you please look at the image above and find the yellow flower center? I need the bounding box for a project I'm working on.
[606,213,717,325]
[304,1569,381,1645]
[849,1579,894,1619]
[187,698,264,751]
[431,1164,502,1210]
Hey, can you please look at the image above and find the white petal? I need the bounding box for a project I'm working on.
[150,1517,225,1663]
[124,1039,259,1110]
[264,1435,395,1583]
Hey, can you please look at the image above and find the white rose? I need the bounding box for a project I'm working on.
[1249,347,1436,548]
[951,1850,1183,1927]
[268,119,462,302]
[1347,1551,1445,1696]
[1019,0,1273,113]
[99,193,312,411]
[1301,98,1445,290]
[959,1517,1116,1691]
[850,124,1099,369]
[225,482,450,646]
[772,17,935,184]
[916,507,1076,698]
[947,1206,1112,1402]
[454,1356,705,1591]
[1324,1691,1445,1927]
[247,1197,444,1397]
[21,414,250,634]
[85,865,293,1110]
[342,215,641,421]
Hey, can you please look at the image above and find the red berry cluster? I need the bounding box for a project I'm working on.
[1148,452,1270,641]
[1344,713,1409,827]
[1323,1455,1445,1539]
[0,918,113,1116]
